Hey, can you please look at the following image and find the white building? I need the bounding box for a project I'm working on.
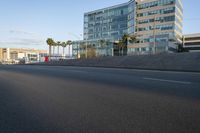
[0,48,48,64]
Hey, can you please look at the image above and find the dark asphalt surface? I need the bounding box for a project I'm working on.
[0,65,200,133]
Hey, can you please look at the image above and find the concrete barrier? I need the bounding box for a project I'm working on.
[32,52,200,72]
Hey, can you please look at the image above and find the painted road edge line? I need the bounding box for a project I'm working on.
[143,77,191,84]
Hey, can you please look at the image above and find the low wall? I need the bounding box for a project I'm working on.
[33,52,200,72]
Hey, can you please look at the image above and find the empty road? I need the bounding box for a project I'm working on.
[0,65,200,133]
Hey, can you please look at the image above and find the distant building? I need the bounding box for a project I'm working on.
[0,48,47,64]
[182,33,200,52]
[0,48,3,62]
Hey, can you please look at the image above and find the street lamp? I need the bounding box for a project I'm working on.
[153,15,157,55]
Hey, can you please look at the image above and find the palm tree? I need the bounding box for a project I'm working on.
[46,38,55,60]
[129,35,138,54]
[56,41,61,58]
[129,35,137,44]
[52,41,56,57]
[61,42,67,58]
[118,34,137,56]
[121,34,130,56]
[117,39,125,56]
[116,34,128,56]
[66,40,72,57]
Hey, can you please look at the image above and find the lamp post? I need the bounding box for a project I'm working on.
[153,15,156,55]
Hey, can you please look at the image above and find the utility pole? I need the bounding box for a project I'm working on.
[153,15,156,54]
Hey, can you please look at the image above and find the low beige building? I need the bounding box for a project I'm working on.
[0,48,47,64]
[0,48,3,62]
[182,33,200,52]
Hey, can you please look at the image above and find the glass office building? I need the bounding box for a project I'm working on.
[73,1,136,57]
[73,0,183,58]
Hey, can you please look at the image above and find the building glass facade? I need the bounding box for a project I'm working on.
[72,40,114,58]
[84,2,130,41]
[128,0,136,35]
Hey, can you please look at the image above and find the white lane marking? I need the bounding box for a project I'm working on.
[59,66,200,75]
[27,66,88,74]
[143,77,191,84]
[68,70,88,74]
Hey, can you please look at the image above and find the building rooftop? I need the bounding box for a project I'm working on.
[184,33,200,37]
[84,1,135,15]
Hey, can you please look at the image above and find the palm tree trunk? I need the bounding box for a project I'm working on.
[65,46,68,57]
[49,45,51,60]
[107,46,108,56]
[77,45,79,59]
[57,46,59,59]
[53,46,55,57]
[63,47,65,59]
[69,45,71,58]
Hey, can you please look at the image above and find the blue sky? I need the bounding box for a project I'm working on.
[0,0,199,50]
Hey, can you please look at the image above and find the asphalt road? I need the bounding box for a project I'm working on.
[0,65,200,133]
